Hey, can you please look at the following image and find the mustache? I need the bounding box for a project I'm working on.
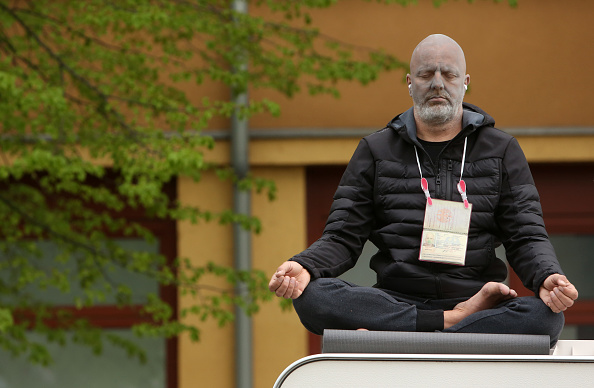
[424,92,451,102]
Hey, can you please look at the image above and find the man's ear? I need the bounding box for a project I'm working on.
[406,74,412,96]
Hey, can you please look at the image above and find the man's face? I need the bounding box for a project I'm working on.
[408,41,468,126]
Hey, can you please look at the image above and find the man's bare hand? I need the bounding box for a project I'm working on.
[539,274,579,313]
[268,261,311,299]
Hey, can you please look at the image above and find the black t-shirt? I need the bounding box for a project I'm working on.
[417,138,448,165]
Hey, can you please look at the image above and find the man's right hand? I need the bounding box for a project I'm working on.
[268,261,311,299]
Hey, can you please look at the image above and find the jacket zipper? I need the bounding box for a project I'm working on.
[425,263,443,299]
[424,140,463,299]
[425,148,445,299]
[430,160,444,299]
[446,159,453,201]
[435,273,443,299]
[435,166,441,198]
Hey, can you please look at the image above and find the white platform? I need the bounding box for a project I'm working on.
[274,340,594,388]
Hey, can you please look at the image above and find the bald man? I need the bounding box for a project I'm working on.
[269,34,578,346]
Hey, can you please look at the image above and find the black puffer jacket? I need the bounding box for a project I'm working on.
[291,103,563,299]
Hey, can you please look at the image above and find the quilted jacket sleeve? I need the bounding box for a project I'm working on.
[290,139,376,279]
[495,138,563,294]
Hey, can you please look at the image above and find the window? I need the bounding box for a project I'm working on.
[509,163,594,340]
[0,179,178,387]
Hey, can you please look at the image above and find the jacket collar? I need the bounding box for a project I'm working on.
[388,102,492,145]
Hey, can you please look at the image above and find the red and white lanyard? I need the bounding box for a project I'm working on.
[414,137,469,209]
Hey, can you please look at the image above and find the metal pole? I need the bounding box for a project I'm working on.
[231,1,252,388]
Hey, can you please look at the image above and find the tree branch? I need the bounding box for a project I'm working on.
[0,190,127,289]
[0,3,144,142]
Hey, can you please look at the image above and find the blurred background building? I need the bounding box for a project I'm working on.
[188,0,594,386]
[2,1,593,387]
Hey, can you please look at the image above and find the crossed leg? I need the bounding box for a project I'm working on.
[293,278,564,346]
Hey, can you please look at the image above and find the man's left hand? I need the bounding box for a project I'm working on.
[539,274,579,313]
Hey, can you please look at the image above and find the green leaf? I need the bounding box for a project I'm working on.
[0,308,13,332]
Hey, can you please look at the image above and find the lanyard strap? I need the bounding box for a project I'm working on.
[460,136,468,181]
[414,145,432,205]
[414,137,469,207]
[413,143,424,179]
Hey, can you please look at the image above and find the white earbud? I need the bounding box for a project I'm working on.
[464,84,468,91]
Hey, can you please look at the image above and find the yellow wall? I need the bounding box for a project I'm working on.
[203,135,594,167]
[251,167,308,388]
[177,168,307,388]
[177,172,235,388]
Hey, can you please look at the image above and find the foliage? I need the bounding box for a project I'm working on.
[0,0,514,366]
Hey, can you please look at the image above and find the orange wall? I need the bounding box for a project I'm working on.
[248,0,594,130]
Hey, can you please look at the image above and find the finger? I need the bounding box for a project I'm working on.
[554,287,576,308]
[268,278,276,292]
[542,295,552,310]
[268,272,283,292]
[274,263,289,277]
[559,284,579,301]
[551,274,567,286]
[283,262,302,278]
[546,298,560,313]
[290,281,304,299]
[547,291,560,313]
[545,274,566,290]
[557,279,568,287]
[268,274,278,292]
[543,297,555,312]
[549,290,567,312]
[274,276,290,297]
[282,277,297,299]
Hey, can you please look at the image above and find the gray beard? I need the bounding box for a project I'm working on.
[412,90,463,125]
[416,102,457,125]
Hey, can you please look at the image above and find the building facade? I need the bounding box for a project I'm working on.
[178,1,594,387]
[3,1,589,387]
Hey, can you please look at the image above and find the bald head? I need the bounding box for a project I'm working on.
[410,34,466,75]
[406,34,470,133]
